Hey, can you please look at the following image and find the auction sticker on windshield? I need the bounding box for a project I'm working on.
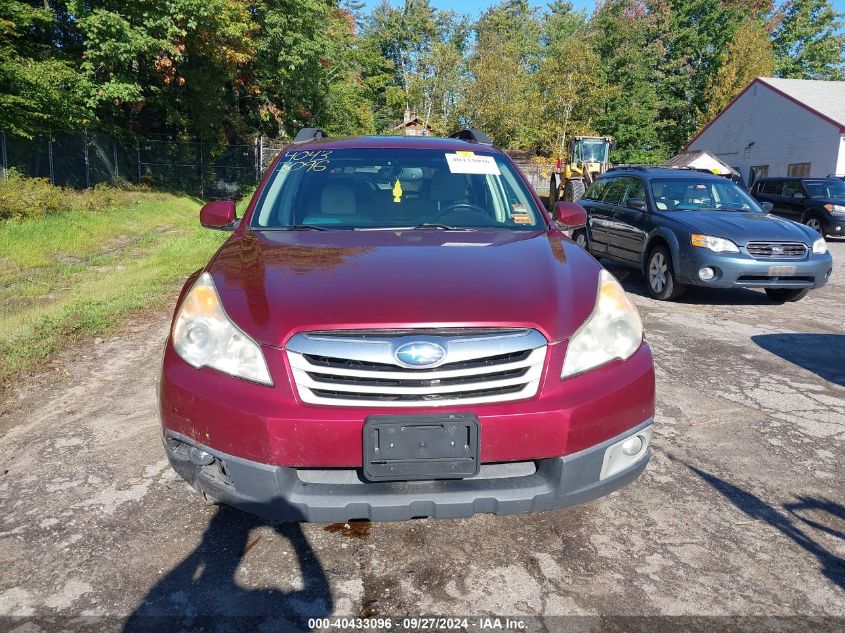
[445,153,500,175]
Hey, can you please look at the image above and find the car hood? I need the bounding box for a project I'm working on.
[205,230,600,347]
[663,210,816,245]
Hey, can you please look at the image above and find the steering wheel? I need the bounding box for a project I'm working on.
[433,202,490,222]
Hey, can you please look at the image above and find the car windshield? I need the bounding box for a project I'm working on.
[649,177,762,212]
[251,147,546,231]
[803,179,845,199]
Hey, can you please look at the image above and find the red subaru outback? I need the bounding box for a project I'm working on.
[159,129,655,522]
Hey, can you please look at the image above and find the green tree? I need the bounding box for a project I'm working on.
[0,0,89,137]
[591,0,666,163]
[364,0,440,128]
[538,1,608,158]
[703,19,776,119]
[465,0,543,149]
[647,0,763,154]
[406,15,470,135]
[773,0,844,79]
[65,0,255,139]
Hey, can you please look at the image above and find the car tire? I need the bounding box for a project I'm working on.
[646,245,686,300]
[804,215,824,234]
[765,288,809,303]
[573,229,588,250]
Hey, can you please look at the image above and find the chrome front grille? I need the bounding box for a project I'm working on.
[286,329,547,407]
[746,242,808,259]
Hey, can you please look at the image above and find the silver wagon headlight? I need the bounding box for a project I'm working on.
[562,270,644,379]
[172,272,272,385]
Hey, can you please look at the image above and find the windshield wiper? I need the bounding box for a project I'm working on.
[355,223,477,231]
[287,224,329,231]
[410,223,476,231]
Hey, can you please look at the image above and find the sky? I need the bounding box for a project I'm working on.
[363,0,845,16]
[362,0,596,17]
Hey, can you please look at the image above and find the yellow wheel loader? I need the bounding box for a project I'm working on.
[549,136,612,205]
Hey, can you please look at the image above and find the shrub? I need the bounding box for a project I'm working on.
[0,171,151,221]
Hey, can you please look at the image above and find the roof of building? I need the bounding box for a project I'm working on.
[759,77,845,128]
[392,116,431,131]
[686,77,845,149]
[665,150,739,176]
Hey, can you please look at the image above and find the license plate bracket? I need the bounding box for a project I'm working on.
[768,265,797,276]
[363,413,480,482]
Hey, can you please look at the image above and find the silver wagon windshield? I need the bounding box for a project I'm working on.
[650,178,763,212]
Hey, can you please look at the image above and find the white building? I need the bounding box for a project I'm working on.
[686,77,845,186]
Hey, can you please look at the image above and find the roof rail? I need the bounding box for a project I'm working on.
[292,128,328,144]
[449,129,493,145]
[606,164,651,172]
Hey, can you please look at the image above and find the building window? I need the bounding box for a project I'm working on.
[749,165,768,186]
[787,163,811,177]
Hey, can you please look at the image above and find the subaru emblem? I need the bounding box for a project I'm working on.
[394,342,447,368]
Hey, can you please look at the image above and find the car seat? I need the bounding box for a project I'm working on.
[429,171,468,213]
[301,181,373,226]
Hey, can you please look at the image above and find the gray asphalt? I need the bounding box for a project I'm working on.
[0,240,843,631]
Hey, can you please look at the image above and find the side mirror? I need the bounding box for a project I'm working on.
[760,201,773,212]
[793,192,805,199]
[554,201,588,229]
[627,198,648,211]
[200,199,237,230]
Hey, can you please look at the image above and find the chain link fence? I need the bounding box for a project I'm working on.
[0,131,554,201]
[0,130,289,198]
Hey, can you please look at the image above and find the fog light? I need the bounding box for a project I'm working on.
[621,435,643,456]
[600,425,653,480]
[698,267,715,281]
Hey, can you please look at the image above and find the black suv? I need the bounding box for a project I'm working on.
[573,166,832,302]
[750,177,845,238]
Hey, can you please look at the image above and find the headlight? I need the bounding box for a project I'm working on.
[824,203,845,215]
[690,234,739,253]
[562,270,644,379]
[172,272,272,385]
[812,237,828,254]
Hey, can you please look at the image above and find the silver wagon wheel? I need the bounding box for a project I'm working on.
[649,251,668,293]
[805,216,822,233]
[575,231,588,249]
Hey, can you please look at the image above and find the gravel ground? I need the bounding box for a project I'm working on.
[0,241,843,633]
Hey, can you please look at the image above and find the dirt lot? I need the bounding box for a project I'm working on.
[0,241,843,632]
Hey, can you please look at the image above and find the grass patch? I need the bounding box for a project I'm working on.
[0,180,227,389]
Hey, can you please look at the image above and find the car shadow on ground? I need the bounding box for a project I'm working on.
[665,452,845,593]
[752,333,845,387]
[602,262,777,306]
[123,504,333,632]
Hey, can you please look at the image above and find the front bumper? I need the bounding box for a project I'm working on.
[163,419,653,523]
[822,216,844,237]
[159,340,655,468]
[677,250,833,289]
